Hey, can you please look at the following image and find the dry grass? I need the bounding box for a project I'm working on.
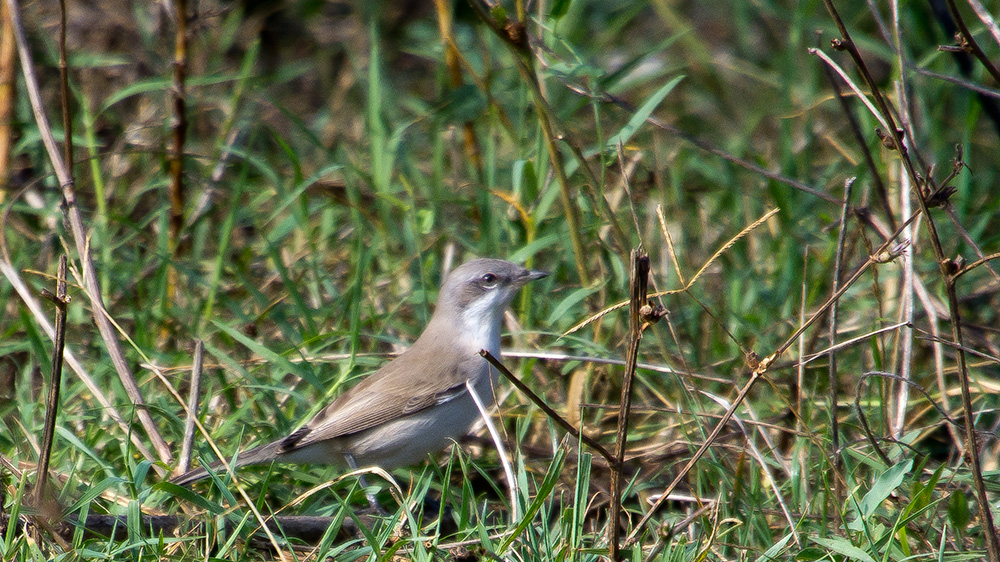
[2,0,999,560]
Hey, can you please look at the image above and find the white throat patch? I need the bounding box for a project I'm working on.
[459,289,508,355]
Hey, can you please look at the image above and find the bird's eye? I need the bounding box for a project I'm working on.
[481,273,497,285]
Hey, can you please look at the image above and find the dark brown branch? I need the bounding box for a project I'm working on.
[35,255,69,505]
[5,0,172,467]
[167,0,188,309]
[480,350,616,467]
[944,0,1000,85]
[820,3,998,557]
[815,29,894,230]
[36,0,72,500]
[37,0,71,504]
[624,209,920,547]
[9,513,363,546]
[608,249,648,561]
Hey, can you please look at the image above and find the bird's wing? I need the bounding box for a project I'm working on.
[278,350,473,452]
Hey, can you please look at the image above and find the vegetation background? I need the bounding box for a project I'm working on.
[1,0,999,560]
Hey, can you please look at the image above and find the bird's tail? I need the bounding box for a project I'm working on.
[169,440,281,486]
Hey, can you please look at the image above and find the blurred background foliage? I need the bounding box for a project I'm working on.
[1,0,999,559]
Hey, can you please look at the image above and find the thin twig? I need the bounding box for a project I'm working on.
[57,0,70,173]
[609,249,648,560]
[944,0,1000,84]
[827,177,854,499]
[820,1,999,556]
[165,0,188,318]
[0,260,156,461]
[798,322,909,368]
[918,331,1000,365]
[480,350,616,467]
[177,340,204,476]
[808,48,891,131]
[466,0,592,283]
[4,0,172,466]
[624,210,919,547]
[35,0,71,503]
[467,379,519,521]
[912,65,1000,98]
[816,28,894,228]
[944,265,997,557]
[35,255,68,506]
[966,0,1000,48]
[469,0,635,273]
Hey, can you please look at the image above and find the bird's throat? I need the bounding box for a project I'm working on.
[458,297,505,356]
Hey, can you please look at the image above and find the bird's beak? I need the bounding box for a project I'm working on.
[520,268,549,284]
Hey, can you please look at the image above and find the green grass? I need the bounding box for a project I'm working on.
[2,0,1000,560]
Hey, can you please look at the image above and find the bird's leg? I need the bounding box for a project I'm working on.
[344,453,387,515]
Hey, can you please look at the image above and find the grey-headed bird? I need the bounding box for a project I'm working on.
[172,258,546,485]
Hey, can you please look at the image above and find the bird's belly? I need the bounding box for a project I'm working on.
[349,392,487,468]
[278,371,498,469]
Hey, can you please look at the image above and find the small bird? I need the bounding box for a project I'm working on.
[172,258,547,486]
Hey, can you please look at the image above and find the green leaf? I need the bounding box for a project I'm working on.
[499,449,566,553]
[549,0,572,19]
[605,75,684,149]
[549,61,605,80]
[440,84,487,124]
[508,233,560,264]
[793,547,827,561]
[859,458,912,518]
[132,460,152,490]
[810,536,876,562]
[949,490,970,530]
[905,461,944,516]
[154,482,226,514]
[416,208,435,234]
[754,530,794,561]
[491,5,507,24]
[512,159,538,201]
[546,283,603,326]
[213,320,302,380]
[62,477,126,517]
